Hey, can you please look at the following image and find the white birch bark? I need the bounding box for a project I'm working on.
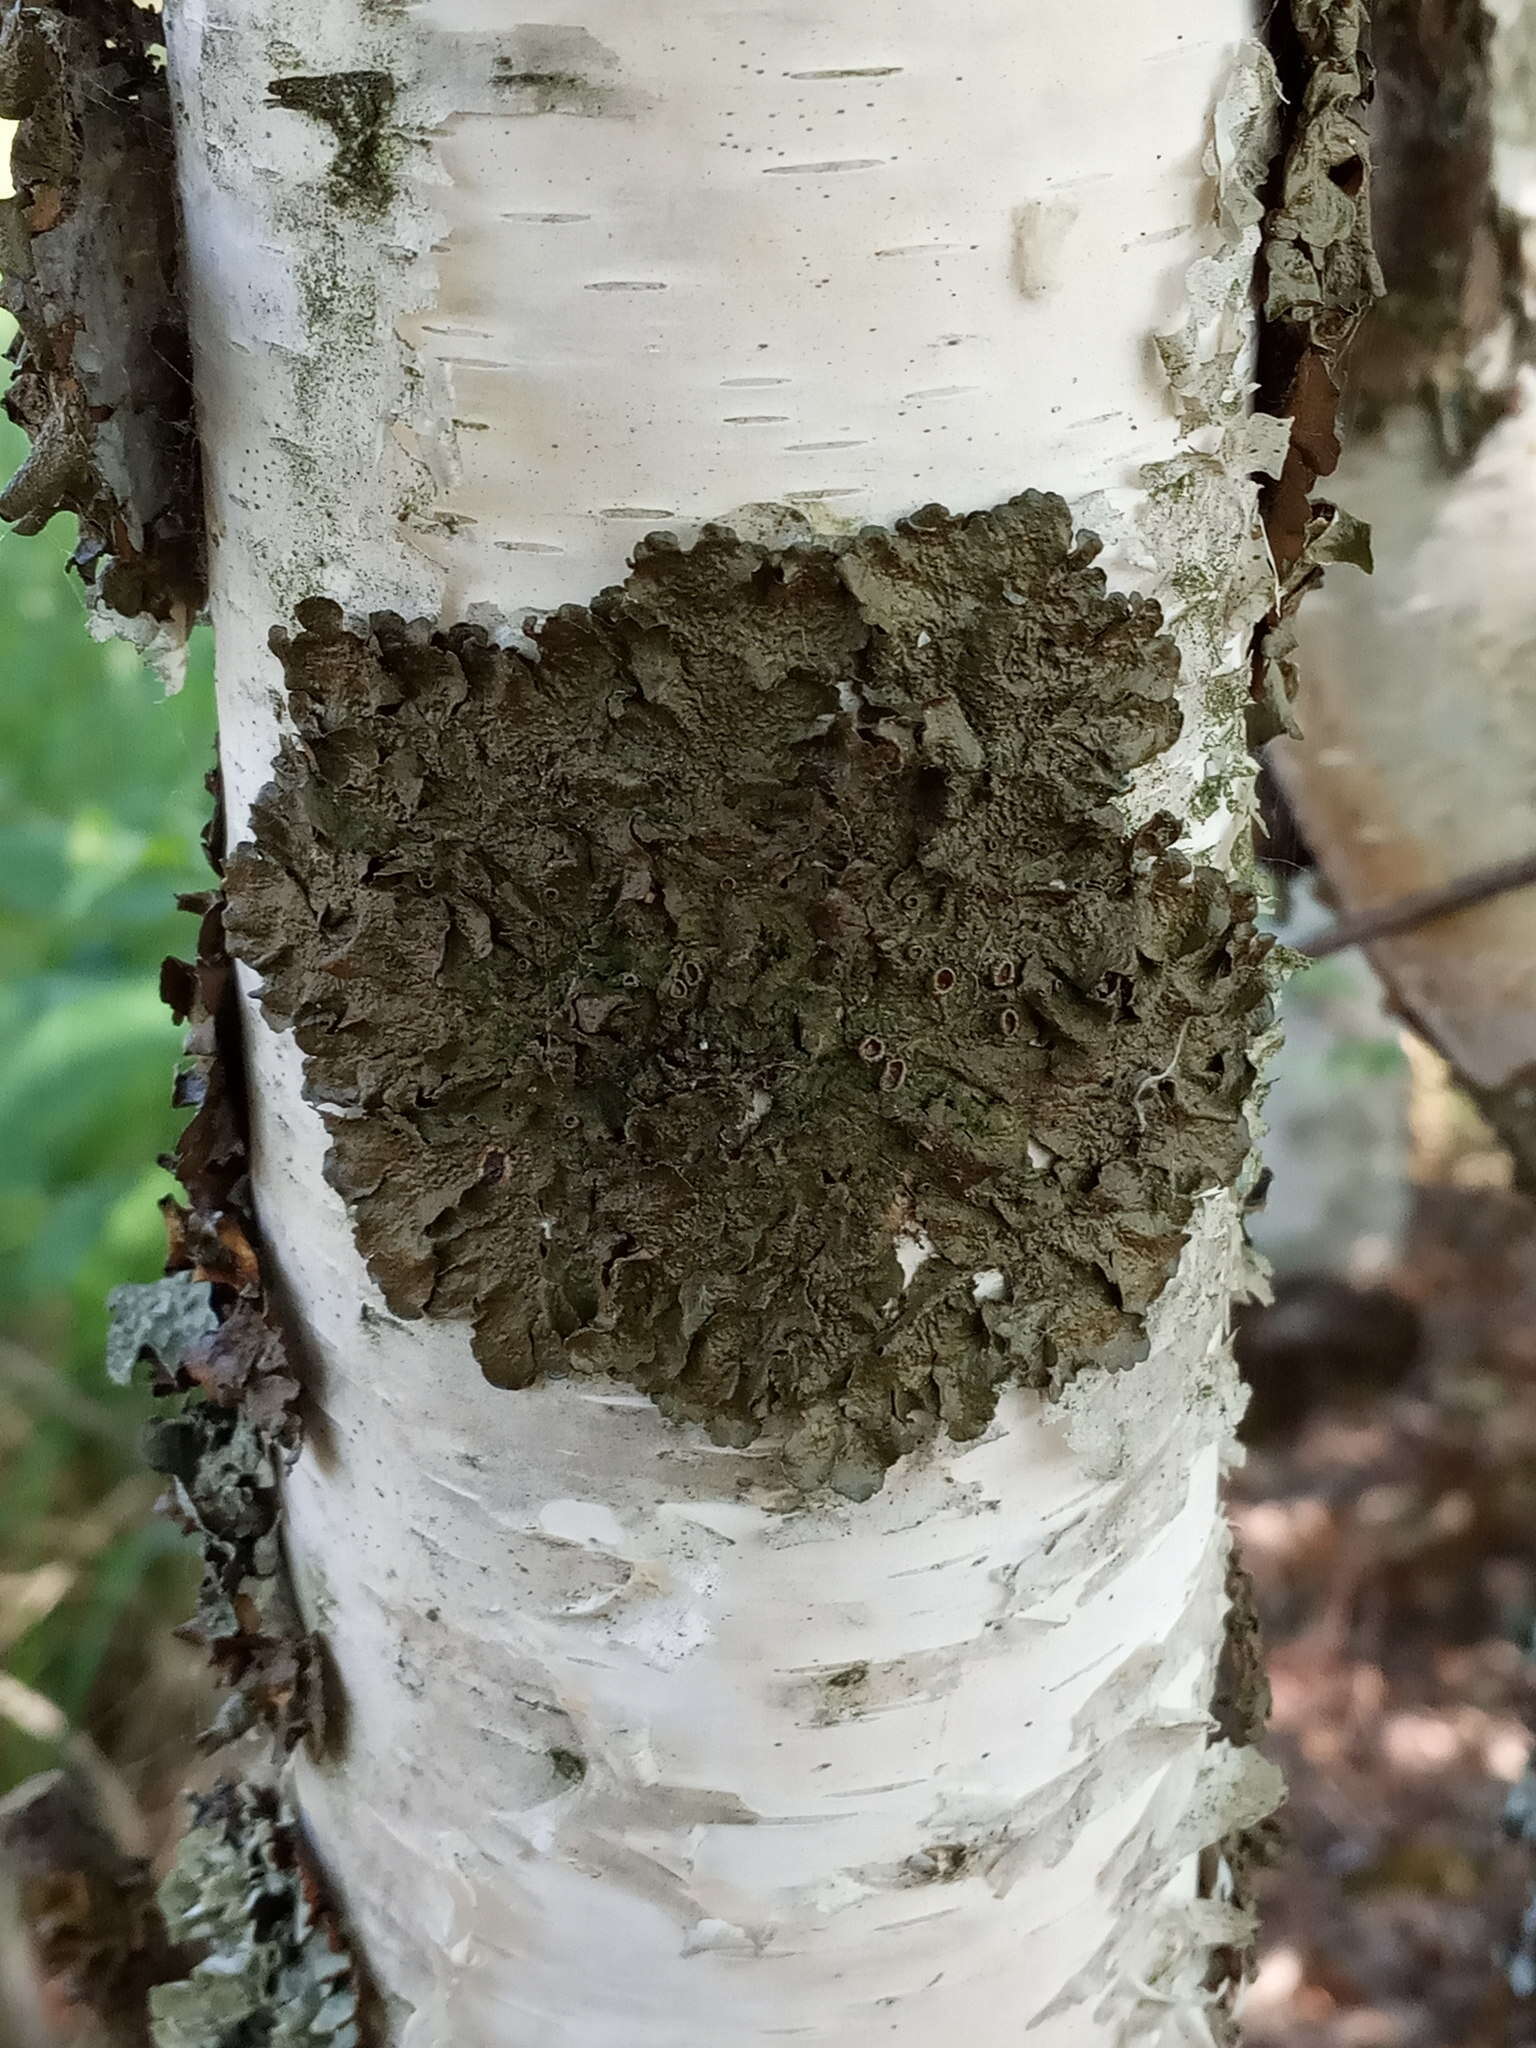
[164,3,1280,2041]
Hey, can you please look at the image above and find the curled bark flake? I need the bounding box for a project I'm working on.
[226,494,1275,1499]
[150,1782,362,2048]
[0,0,203,650]
[1253,0,1385,742]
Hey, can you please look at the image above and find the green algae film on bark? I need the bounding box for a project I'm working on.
[225,493,1275,1499]
[266,71,399,219]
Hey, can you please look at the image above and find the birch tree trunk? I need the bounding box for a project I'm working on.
[1277,0,1536,1184]
[127,0,1365,2039]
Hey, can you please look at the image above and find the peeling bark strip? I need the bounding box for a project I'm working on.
[107,876,319,1752]
[225,495,1274,1498]
[1253,0,1384,742]
[0,0,203,642]
[150,1782,361,2048]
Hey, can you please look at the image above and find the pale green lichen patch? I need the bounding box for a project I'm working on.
[108,1265,316,1751]
[1136,6,1381,769]
[123,893,319,1752]
[227,495,1274,1497]
[140,1396,315,1750]
[268,70,398,217]
[106,1272,220,1387]
[151,1782,360,2048]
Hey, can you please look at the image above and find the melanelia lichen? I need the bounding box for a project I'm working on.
[227,493,1274,1497]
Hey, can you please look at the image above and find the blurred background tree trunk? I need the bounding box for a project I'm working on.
[1275,0,1536,1187]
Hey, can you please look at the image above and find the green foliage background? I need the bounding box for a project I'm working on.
[0,406,215,1791]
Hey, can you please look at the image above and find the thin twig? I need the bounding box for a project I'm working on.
[1297,849,1536,959]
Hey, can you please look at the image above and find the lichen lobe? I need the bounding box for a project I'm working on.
[227,494,1273,1497]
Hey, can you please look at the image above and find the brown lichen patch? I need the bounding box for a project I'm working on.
[1253,0,1384,742]
[1215,1547,1273,1754]
[0,0,203,630]
[226,495,1274,1497]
